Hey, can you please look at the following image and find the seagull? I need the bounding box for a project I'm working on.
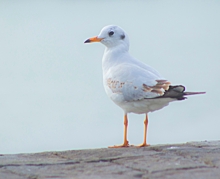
[84,25,205,148]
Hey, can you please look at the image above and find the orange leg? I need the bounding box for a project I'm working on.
[108,114,129,148]
[137,114,150,147]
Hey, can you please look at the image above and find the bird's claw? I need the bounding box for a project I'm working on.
[131,143,150,147]
[108,140,129,148]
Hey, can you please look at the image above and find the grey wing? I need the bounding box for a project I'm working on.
[105,64,171,101]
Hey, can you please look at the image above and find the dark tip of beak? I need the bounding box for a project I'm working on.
[84,39,90,43]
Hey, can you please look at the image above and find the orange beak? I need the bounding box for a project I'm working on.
[84,36,103,43]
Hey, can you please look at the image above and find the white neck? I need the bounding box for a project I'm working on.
[102,45,129,73]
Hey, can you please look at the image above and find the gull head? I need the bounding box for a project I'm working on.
[84,25,129,50]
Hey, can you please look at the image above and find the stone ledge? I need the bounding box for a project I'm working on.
[0,141,220,179]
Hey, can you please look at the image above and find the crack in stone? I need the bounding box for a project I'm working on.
[0,160,80,167]
[151,165,214,174]
[27,175,38,179]
[147,147,163,152]
[85,156,137,163]
[82,156,141,163]
[111,157,149,174]
[51,152,73,160]
[0,156,136,168]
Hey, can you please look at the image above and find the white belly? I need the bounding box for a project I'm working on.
[113,98,176,114]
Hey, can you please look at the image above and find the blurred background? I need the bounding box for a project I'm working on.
[0,0,219,154]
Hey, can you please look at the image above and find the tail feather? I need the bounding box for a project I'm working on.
[184,91,206,96]
[156,85,205,100]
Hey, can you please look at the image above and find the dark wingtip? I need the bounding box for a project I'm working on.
[84,39,90,43]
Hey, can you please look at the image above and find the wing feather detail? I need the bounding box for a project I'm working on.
[106,78,171,100]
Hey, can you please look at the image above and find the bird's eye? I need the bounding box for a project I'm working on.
[109,31,114,36]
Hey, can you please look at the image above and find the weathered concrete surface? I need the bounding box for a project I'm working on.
[0,141,220,179]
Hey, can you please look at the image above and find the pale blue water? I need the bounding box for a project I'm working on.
[0,1,219,154]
